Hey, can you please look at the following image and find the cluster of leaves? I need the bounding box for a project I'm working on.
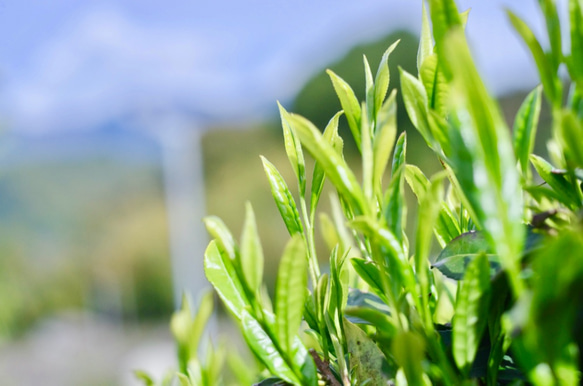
[139,0,583,384]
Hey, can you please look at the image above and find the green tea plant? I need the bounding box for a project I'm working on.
[139,0,583,384]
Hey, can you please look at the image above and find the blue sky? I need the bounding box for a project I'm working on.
[0,1,549,137]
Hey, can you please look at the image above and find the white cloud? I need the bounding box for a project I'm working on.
[0,0,556,136]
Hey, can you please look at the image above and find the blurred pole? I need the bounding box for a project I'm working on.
[157,120,209,308]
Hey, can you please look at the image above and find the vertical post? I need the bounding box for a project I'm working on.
[158,121,209,308]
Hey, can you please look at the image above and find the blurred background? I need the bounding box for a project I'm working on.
[0,0,551,384]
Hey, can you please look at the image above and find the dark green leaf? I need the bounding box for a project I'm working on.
[343,318,389,384]
[252,377,289,386]
[433,228,543,280]
[346,288,391,317]
[433,231,499,280]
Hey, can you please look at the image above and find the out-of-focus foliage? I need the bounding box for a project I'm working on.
[0,160,173,337]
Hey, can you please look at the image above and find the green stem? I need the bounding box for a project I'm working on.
[300,193,320,287]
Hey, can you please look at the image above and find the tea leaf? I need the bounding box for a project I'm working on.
[261,156,304,235]
[417,1,434,72]
[415,172,446,326]
[374,40,400,117]
[432,231,500,280]
[420,54,448,116]
[252,377,289,386]
[134,371,155,386]
[177,373,193,386]
[329,247,350,320]
[428,0,462,50]
[345,307,396,338]
[204,216,238,261]
[279,103,306,195]
[372,90,397,197]
[289,113,369,216]
[400,68,434,147]
[351,257,384,298]
[364,55,375,126]
[349,217,417,299]
[361,100,374,201]
[240,310,300,385]
[275,235,308,354]
[170,292,214,373]
[204,241,248,319]
[311,111,343,219]
[530,154,581,208]
[558,109,583,169]
[513,86,542,177]
[383,132,406,241]
[508,10,560,105]
[392,331,428,385]
[539,0,563,72]
[241,202,264,294]
[405,165,460,246]
[444,30,524,293]
[452,253,491,375]
[327,69,362,149]
[568,0,583,84]
[343,318,389,384]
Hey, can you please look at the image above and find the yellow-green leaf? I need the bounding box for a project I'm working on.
[240,202,264,294]
[452,253,491,375]
[327,69,362,149]
[275,235,308,354]
[203,241,248,320]
[261,156,304,235]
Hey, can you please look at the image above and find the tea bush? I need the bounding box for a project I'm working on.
[139,0,583,384]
